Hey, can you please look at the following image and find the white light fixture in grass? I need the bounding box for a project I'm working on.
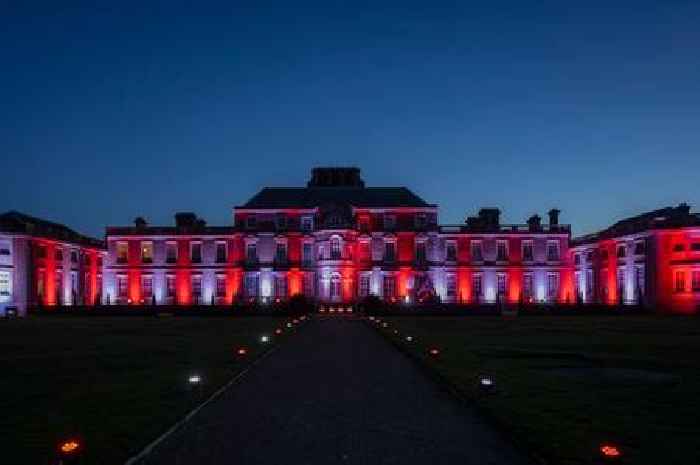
[405,336,413,342]
[260,335,270,343]
[382,322,388,328]
[368,316,375,321]
[286,322,293,328]
[478,375,495,393]
[188,374,202,385]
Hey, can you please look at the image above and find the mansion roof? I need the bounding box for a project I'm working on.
[0,211,104,249]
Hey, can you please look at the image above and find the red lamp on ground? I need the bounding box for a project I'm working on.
[236,347,248,356]
[600,444,622,462]
[428,348,440,357]
[275,328,283,335]
[57,438,82,464]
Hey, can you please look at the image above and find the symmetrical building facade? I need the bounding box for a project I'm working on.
[1,167,699,315]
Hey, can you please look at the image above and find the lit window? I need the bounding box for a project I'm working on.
[190,242,202,263]
[141,242,153,263]
[471,241,483,261]
[116,242,128,263]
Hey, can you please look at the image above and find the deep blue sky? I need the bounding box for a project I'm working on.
[2,1,699,238]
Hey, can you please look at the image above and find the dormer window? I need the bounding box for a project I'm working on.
[383,214,396,230]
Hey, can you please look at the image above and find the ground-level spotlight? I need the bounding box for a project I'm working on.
[393,330,399,335]
[300,315,306,321]
[57,438,82,463]
[319,306,326,313]
[236,347,248,356]
[428,348,440,357]
[368,316,375,321]
[478,375,495,393]
[329,307,336,313]
[405,336,413,342]
[260,335,270,343]
[188,374,202,385]
[347,307,353,313]
[382,322,388,328]
[292,319,299,324]
[286,322,293,328]
[600,444,622,462]
[275,328,283,335]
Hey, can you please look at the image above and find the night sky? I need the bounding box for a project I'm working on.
[3,2,699,238]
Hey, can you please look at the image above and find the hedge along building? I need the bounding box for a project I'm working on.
[102,167,573,307]
[0,211,106,316]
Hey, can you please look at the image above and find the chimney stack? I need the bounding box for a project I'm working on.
[134,217,147,228]
[175,212,197,228]
[527,214,542,232]
[548,208,560,226]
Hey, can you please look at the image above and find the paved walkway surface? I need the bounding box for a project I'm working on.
[139,318,530,465]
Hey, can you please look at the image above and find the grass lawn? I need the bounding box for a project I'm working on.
[379,315,700,465]
[0,315,293,465]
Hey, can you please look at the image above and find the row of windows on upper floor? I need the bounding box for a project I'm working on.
[114,237,562,265]
[238,212,436,231]
[574,241,646,265]
[33,244,101,266]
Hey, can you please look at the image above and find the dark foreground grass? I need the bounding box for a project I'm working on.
[0,315,289,465]
[381,315,700,465]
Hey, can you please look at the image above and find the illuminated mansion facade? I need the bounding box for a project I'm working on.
[1,168,699,315]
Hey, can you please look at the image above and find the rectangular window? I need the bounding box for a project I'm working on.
[359,275,370,297]
[522,241,533,262]
[245,274,259,297]
[246,216,257,229]
[446,242,457,261]
[635,266,645,297]
[37,244,47,259]
[216,242,227,263]
[166,242,178,263]
[472,274,482,297]
[276,243,287,263]
[142,275,153,300]
[692,243,700,252]
[415,214,427,229]
[190,242,202,263]
[55,247,63,262]
[276,215,287,230]
[617,268,625,300]
[634,241,645,255]
[617,245,626,258]
[383,214,396,230]
[0,241,10,256]
[303,273,315,297]
[384,242,396,262]
[141,241,153,263]
[0,271,11,298]
[497,241,508,262]
[96,274,102,301]
[546,241,560,261]
[117,275,128,298]
[416,242,426,263]
[70,271,78,301]
[70,250,78,263]
[471,241,483,261]
[216,275,226,298]
[37,270,45,299]
[547,273,559,300]
[275,275,287,298]
[246,243,257,263]
[692,271,700,292]
[446,274,456,298]
[55,270,63,304]
[358,217,370,232]
[166,275,176,298]
[116,242,128,263]
[497,273,506,298]
[303,243,313,266]
[330,238,342,260]
[675,271,685,293]
[523,273,533,300]
[574,253,580,265]
[383,275,396,299]
[586,269,594,296]
[192,275,202,300]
